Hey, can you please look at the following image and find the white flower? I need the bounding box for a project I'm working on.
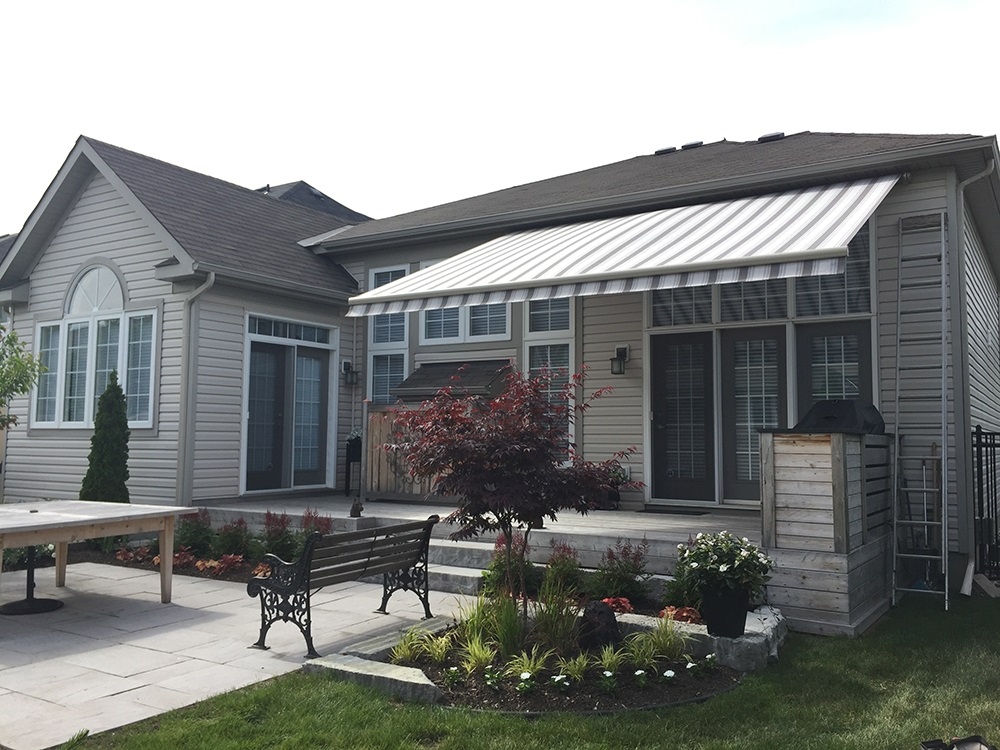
[520,672,532,680]
[603,670,613,678]
[742,537,750,543]
[690,562,699,568]
[552,674,567,683]
[686,662,696,670]
[449,666,458,673]
[696,532,704,540]
[664,670,675,679]
[705,654,716,663]
[634,669,645,677]
[719,564,730,573]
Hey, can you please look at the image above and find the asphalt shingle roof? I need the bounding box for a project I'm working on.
[258,181,371,224]
[317,132,981,246]
[84,138,360,295]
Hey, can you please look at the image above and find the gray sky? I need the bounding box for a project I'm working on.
[2,0,998,233]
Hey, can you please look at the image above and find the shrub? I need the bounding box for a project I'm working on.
[504,645,554,678]
[588,537,652,602]
[481,532,542,599]
[389,628,426,665]
[542,540,582,594]
[662,567,703,609]
[1,545,54,572]
[555,653,590,683]
[674,530,773,600]
[417,632,453,664]
[486,593,527,659]
[259,510,298,562]
[80,371,130,504]
[213,518,256,558]
[176,509,215,557]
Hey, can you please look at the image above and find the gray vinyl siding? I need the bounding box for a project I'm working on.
[964,209,1000,432]
[580,292,644,474]
[873,169,960,548]
[4,172,184,505]
[189,286,350,502]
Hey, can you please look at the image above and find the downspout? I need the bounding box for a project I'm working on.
[176,272,216,506]
[956,159,995,595]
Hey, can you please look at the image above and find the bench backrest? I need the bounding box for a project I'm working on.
[306,515,439,589]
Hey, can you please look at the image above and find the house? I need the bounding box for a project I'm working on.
[303,132,1000,632]
[0,137,369,506]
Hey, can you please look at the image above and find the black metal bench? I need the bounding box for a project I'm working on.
[247,515,439,658]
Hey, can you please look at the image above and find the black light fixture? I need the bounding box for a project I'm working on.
[610,345,629,375]
[343,360,360,386]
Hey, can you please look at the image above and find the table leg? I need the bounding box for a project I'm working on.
[55,542,68,587]
[159,517,175,603]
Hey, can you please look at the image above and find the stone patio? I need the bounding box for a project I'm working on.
[0,561,472,750]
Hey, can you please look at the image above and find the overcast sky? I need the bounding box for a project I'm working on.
[2,0,998,233]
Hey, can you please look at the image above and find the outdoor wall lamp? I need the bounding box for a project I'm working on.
[610,345,629,375]
[343,360,360,386]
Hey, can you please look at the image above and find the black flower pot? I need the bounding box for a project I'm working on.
[699,585,750,637]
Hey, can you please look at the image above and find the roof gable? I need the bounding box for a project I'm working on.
[257,181,371,224]
[2,138,360,298]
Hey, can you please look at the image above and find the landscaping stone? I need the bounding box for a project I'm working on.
[619,605,786,672]
[342,615,453,661]
[304,654,444,704]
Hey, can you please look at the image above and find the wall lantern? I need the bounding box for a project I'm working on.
[343,360,361,386]
[610,345,629,375]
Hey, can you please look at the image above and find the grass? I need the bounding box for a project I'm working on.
[74,595,1000,749]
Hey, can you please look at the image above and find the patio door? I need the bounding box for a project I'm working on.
[721,327,787,501]
[246,342,287,491]
[650,332,714,501]
[246,342,330,491]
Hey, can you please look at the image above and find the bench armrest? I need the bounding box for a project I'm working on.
[247,532,322,598]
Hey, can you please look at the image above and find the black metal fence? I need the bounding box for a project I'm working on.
[972,425,1000,578]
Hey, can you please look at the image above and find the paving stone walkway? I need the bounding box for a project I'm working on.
[0,562,470,750]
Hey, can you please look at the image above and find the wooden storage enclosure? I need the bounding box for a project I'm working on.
[760,431,894,636]
[364,410,436,499]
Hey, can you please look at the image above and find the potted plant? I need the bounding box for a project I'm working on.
[673,530,773,637]
[345,427,363,463]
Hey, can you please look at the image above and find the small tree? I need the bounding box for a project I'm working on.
[80,371,130,503]
[0,325,42,431]
[387,366,635,616]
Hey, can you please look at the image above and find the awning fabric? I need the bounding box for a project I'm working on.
[348,175,899,316]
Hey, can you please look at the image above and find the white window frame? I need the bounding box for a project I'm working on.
[368,265,409,351]
[522,298,576,453]
[241,312,340,493]
[369,351,409,406]
[32,308,158,429]
[417,261,510,345]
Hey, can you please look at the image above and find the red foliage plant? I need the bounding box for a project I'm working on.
[601,597,634,614]
[301,508,333,536]
[659,606,703,625]
[263,510,292,536]
[386,365,637,611]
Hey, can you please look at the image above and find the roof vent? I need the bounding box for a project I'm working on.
[681,141,703,150]
[654,146,676,155]
[758,132,785,143]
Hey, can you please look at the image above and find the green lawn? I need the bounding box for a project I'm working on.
[76,595,1000,750]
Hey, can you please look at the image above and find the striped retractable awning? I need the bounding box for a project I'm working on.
[347,175,899,316]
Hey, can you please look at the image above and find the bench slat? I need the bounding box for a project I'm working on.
[313,538,425,570]
[311,548,428,588]
[312,532,425,563]
[314,518,437,547]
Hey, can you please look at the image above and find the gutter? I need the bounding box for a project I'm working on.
[955,158,996,595]
[308,136,996,254]
[176,271,215,506]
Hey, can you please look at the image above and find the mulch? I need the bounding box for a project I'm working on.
[419,658,741,713]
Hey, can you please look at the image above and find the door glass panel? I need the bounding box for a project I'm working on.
[733,339,780,482]
[721,327,787,501]
[293,349,328,485]
[650,332,714,501]
[246,344,284,490]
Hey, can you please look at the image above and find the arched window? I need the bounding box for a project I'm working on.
[34,266,156,428]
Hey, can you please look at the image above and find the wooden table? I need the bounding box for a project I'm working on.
[0,500,197,611]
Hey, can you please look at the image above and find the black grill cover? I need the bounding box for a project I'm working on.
[793,400,885,434]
